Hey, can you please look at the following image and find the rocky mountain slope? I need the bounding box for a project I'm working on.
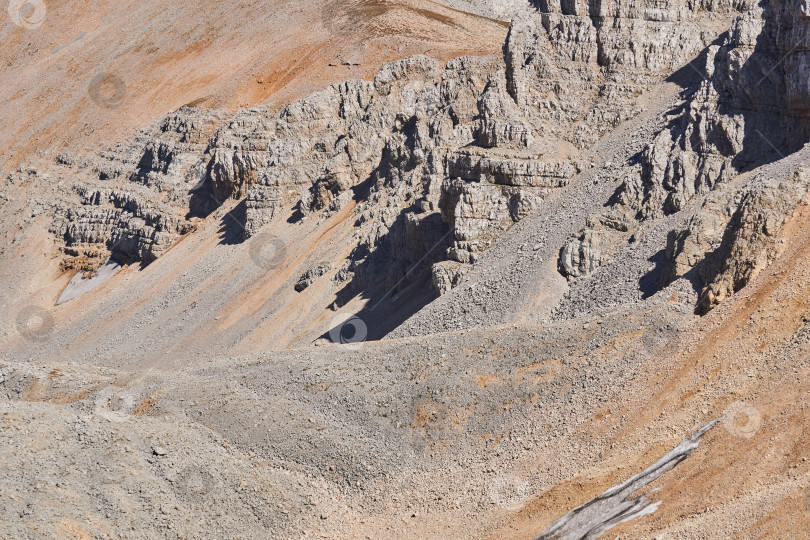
[0,0,509,172]
[3,0,810,538]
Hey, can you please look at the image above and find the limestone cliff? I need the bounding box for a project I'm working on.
[42,0,804,315]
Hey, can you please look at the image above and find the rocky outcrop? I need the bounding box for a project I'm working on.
[431,260,468,296]
[500,1,752,282]
[48,107,227,271]
[440,179,544,264]
[446,150,574,187]
[559,212,633,279]
[696,168,810,313]
[658,166,810,314]
[295,263,333,292]
[62,0,753,294]
[659,184,740,289]
[51,186,196,266]
[624,0,810,221]
[46,0,783,309]
[558,0,810,313]
[478,76,534,149]
[227,52,568,297]
[505,0,748,151]
[235,77,380,235]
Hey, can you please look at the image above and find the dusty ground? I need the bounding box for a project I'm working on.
[4,94,810,540]
[4,234,810,538]
[0,0,507,174]
[2,1,810,539]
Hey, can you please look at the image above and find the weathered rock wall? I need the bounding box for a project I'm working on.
[696,168,810,313]
[45,0,776,309]
[556,1,810,313]
[47,107,227,271]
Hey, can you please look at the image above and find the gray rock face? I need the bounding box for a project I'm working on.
[505,0,748,151]
[51,186,195,266]
[440,179,544,264]
[431,260,468,296]
[239,77,380,226]
[446,150,574,187]
[559,212,633,278]
[557,0,810,313]
[624,0,810,221]
[197,52,555,296]
[295,263,333,293]
[478,76,534,149]
[696,167,810,313]
[43,0,803,317]
[654,163,810,315]
[659,184,740,289]
[47,1,747,288]
[47,107,228,272]
[559,229,614,279]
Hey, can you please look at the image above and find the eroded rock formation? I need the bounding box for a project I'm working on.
[42,0,806,313]
[557,0,810,312]
[47,108,228,271]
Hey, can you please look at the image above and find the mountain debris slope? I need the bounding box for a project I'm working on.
[4,0,810,539]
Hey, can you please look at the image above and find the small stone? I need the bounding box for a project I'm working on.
[152,446,168,456]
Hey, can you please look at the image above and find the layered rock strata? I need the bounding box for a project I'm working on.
[45,0,783,310]
[557,0,810,312]
[48,108,227,271]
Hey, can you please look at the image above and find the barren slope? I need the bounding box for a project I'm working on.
[0,0,507,172]
[3,0,810,539]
